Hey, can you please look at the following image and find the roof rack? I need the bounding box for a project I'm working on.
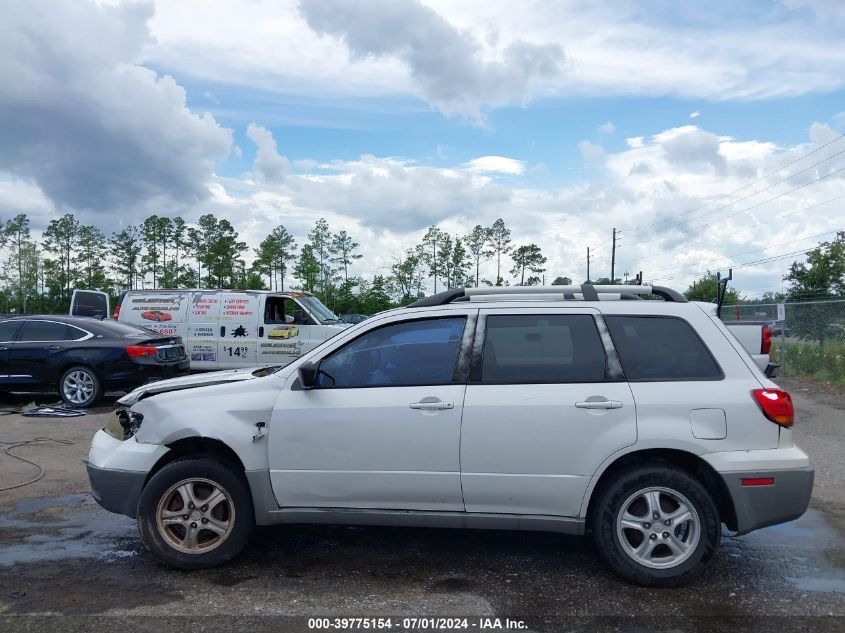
[407,283,687,307]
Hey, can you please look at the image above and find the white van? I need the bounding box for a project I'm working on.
[70,289,349,370]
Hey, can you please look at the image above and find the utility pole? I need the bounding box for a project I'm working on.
[586,247,591,282]
[610,227,619,283]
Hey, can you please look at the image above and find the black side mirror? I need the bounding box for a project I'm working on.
[298,360,319,389]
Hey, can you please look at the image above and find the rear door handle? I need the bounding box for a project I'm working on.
[45,345,62,351]
[410,401,454,411]
[575,400,623,409]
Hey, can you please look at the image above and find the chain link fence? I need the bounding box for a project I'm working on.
[721,299,845,385]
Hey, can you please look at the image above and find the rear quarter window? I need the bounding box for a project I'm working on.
[605,315,723,381]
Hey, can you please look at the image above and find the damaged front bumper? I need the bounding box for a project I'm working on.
[85,429,169,519]
[86,462,147,518]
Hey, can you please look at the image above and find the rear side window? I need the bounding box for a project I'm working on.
[0,321,20,342]
[481,314,606,383]
[18,321,86,342]
[605,316,722,381]
[316,317,466,388]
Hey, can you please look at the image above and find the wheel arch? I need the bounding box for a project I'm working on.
[583,448,737,532]
[145,436,247,486]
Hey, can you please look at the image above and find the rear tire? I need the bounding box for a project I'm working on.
[590,465,720,587]
[59,365,102,408]
[137,457,254,570]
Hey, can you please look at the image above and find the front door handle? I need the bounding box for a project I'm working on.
[45,345,62,351]
[575,400,623,409]
[410,401,454,411]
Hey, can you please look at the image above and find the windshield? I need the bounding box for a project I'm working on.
[299,295,339,324]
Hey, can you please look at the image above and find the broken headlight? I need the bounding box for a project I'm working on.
[104,409,144,440]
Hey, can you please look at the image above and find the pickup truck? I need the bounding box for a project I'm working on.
[724,320,776,376]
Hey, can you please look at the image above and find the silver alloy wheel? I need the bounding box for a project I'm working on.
[616,486,700,569]
[62,370,95,405]
[155,478,235,554]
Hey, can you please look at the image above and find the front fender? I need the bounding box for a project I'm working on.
[132,375,282,471]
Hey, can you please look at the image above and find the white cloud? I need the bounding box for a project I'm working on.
[201,121,841,295]
[689,110,701,119]
[141,0,845,112]
[659,126,726,173]
[0,0,232,218]
[809,121,841,145]
[783,0,845,18]
[465,156,526,175]
[626,136,644,148]
[598,121,615,134]
[246,123,289,183]
[297,0,564,119]
[578,140,606,167]
[0,178,56,228]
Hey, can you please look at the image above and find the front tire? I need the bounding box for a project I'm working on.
[137,458,254,570]
[60,365,102,408]
[591,465,720,587]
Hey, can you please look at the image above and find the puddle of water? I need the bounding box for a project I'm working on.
[721,508,845,594]
[786,576,845,593]
[0,494,138,566]
[0,493,89,528]
[739,508,843,550]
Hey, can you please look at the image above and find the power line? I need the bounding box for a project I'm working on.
[615,193,845,269]
[645,229,841,280]
[651,247,821,283]
[624,165,845,249]
[624,148,845,242]
[620,134,845,237]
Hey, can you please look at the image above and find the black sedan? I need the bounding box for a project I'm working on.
[0,316,189,408]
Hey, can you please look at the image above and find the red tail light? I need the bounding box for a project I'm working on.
[126,345,157,358]
[761,324,772,354]
[751,388,794,427]
[114,304,121,320]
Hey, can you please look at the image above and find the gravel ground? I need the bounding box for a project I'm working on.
[0,380,843,632]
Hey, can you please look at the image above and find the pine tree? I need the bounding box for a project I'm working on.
[487,219,512,286]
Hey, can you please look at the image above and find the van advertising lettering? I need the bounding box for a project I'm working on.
[221,295,258,320]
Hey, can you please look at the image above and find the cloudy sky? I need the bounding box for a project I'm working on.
[2,0,844,296]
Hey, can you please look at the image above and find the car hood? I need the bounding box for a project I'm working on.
[117,366,276,406]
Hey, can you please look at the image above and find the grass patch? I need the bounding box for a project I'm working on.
[772,341,845,385]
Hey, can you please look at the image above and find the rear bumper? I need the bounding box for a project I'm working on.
[720,467,814,535]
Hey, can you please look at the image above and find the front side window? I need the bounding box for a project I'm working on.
[481,314,606,383]
[18,321,80,342]
[605,316,722,381]
[316,317,466,388]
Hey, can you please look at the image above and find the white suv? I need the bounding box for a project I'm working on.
[86,284,813,586]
